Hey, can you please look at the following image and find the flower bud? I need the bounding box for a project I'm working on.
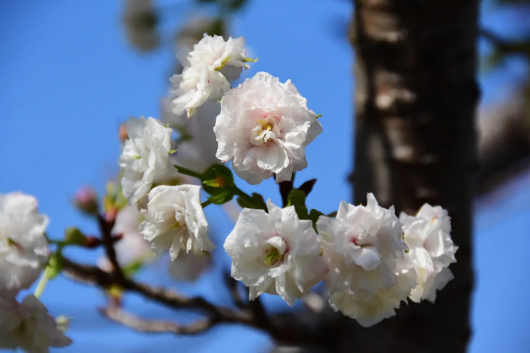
[118,122,128,142]
[65,227,87,246]
[74,186,99,215]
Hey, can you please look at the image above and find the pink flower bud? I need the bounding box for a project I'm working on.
[74,186,99,215]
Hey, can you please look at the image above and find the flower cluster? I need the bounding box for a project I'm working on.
[113,33,459,329]
[1,31,460,351]
[226,193,457,327]
[0,192,71,352]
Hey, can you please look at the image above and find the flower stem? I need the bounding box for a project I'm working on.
[233,187,254,205]
[173,165,203,179]
[34,267,52,298]
[201,199,213,208]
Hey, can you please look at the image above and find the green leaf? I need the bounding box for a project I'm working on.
[236,196,254,209]
[294,205,309,220]
[287,189,306,207]
[308,209,325,229]
[236,193,267,210]
[208,191,233,205]
[299,179,317,197]
[250,193,267,210]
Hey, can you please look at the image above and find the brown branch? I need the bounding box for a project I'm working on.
[223,270,246,309]
[61,256,336,348]
[98,306,214,335]
[61,257,252,324]
[97,214,125,282]
[480,27,530,59]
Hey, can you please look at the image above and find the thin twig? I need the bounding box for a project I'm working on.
[223,270,246,309]
[97,214,125,282]
[98,306,214,335]
[480,27,530,59]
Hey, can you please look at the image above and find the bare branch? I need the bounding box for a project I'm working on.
[223,270,246,309]
[97,214,125,282]
[61,256,252,325]
[480,27,530,59]
[98,306,214,335]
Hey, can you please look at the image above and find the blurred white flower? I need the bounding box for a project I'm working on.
[98,205,152,272]
[168,251,211,282]
[214,72,322,185]
[170,34,254,117]
[401,204,457,303]
[119,116,178,205]
[161,99,221,174]
[140,185,215,259]
[224,200,326,306]
[0,295,72,352]
[0,192,49,297]
[186,35,252,80]
[317,194,413,326]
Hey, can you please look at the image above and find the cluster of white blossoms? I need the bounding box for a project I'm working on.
[0,192,71,351]
[225,193,457,327]
[115,33,459,329]
[170,34,255,117]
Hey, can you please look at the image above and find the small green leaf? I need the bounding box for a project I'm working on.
[287,189,306,207]
[308,209,325,229]
[315,114,322,119]
[208,191,233,205]
[299,179,317,197]
[251,193,267,210]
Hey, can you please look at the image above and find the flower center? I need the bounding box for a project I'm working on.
[263,236,287,267]
[264,247,284,267]
[251,116,278,146]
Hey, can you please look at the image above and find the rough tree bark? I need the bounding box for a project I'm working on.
[347,0,479,352]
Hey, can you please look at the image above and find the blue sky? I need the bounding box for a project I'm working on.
[0,0,529,352]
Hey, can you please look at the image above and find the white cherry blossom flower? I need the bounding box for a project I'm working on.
[224,200,326,306]
[119,116,179,205]
[140,185,214,259]
[317,194,406,295]
[186,34,253,80]
[0,192,49,297]
[214,72,322,185]
[0,294,72,352]
[400,204,457,303]
[98,205,153,272]
[170,65,228,118]
[328,260,416,327]
[317,194,414,326]
[170,34,254,117]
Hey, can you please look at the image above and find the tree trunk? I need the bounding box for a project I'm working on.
[347,0,479,352]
